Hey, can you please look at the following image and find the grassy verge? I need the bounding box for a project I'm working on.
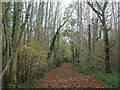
[72,63,118,88]
[4,83,32,88]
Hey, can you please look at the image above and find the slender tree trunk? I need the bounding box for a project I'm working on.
[88,24,91,60]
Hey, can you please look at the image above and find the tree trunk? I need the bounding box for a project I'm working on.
[88,24,91,60]
[87,2,111,73]
[10,48,18,83]
[103,18,111,73]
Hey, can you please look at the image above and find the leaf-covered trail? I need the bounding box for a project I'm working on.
[36,63,105,88]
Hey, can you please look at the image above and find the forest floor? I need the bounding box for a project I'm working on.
[35,63,106,88]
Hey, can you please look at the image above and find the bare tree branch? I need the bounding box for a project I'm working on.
[96,2,102,11]
[87,2,102,16]
[87,2,102,22]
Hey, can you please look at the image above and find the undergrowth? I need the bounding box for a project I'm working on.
[72,63,118,88]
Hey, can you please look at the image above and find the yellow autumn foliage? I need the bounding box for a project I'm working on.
[18,42,49,79]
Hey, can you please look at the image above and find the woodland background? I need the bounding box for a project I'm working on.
[0,0,119,88]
